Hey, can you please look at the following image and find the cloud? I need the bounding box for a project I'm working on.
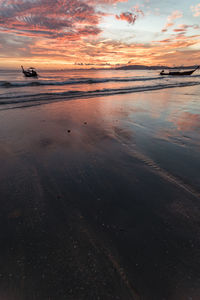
[0,0,104,39]
[168,10,183,22]
[191,3,200,17]
[1,34,200,69]
[162,10,183,32]
[116,12,137,24]
[173,24,200,33]
[162,23,174,32]
[133,4,144,16]
[115,5,144,25]
[24,29,200,68]
[94,0,127,3]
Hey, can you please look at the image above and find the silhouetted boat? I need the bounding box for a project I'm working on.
[160,66,199,76]
[21,66,38,77]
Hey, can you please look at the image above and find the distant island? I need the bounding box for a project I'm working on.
[115,64,199,70]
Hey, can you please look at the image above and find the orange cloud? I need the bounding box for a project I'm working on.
[22,31,200,68]
[162,10,183,32]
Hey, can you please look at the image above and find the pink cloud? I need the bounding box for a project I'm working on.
[162,22,174,32]
[95,0,127,2]
[116,12,137,24]
[168,10,183,22]
[133,4,144,16]
[162,10,183,32]
[0,0,104,39]
[173,23,200,33]
[115,5,144,25]
[173,29,186,32]
[191,3,200,17]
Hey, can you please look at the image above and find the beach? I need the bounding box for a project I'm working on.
[0,75,200,299]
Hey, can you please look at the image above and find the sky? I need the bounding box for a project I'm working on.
[0,0,200,69]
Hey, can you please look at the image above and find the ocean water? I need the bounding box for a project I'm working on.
[0,68,200,109]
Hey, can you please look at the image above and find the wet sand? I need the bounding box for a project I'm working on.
[0,87,200,300]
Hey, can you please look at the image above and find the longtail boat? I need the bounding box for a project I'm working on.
[21,66,38,77]
[160,66,199,76]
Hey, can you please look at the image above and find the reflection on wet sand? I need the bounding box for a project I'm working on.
[0,86,200,299]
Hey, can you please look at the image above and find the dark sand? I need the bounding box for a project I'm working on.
[0,87,200,299]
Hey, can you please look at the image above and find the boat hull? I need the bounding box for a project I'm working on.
[160,66,199,76]
[160,70,195,76]
[23,72,38,77]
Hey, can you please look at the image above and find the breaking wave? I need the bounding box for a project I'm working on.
[0,74,200,88]
[0,76,165,88]
[0,80,200,109]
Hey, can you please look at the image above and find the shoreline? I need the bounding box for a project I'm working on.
[0,87,200,299]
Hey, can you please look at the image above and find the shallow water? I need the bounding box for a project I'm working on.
[0,69,200,108]
[0,86,200,299]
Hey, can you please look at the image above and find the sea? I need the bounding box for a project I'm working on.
[0,68,200,109]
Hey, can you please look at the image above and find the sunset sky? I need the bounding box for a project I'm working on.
[0,0,200,69]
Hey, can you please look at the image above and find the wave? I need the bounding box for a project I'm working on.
[1,74,200,89]
[0,75,180,88]
[0,80,200,109]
